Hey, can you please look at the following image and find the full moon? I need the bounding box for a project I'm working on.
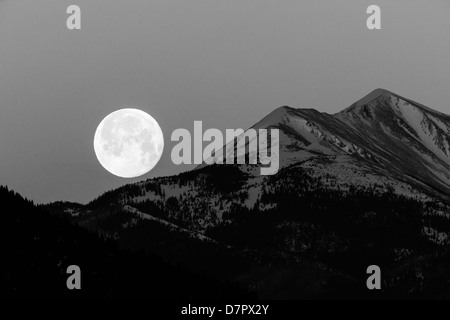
[93,108,164,178]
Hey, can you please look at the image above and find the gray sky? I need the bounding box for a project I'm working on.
[0,0,449,204]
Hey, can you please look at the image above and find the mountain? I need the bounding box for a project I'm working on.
[46,89,450,298]
[201,88,450,200]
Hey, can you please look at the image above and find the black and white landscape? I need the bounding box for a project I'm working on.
[4,89,449,299]
[2,0,450,302]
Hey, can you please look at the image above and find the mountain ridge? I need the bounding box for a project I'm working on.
[250,89,450,198]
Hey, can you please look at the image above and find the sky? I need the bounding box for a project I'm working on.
[0,0,449,204]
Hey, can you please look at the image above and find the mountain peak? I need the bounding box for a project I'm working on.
[340,88,450,119]
[369,88,394,96]
[251,105,294,129]
[342,88,396,113]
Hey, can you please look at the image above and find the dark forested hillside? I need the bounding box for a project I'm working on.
[0,185,252,299]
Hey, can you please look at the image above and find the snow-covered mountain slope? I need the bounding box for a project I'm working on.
[199,88,450,200]
[334,89,450,197]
